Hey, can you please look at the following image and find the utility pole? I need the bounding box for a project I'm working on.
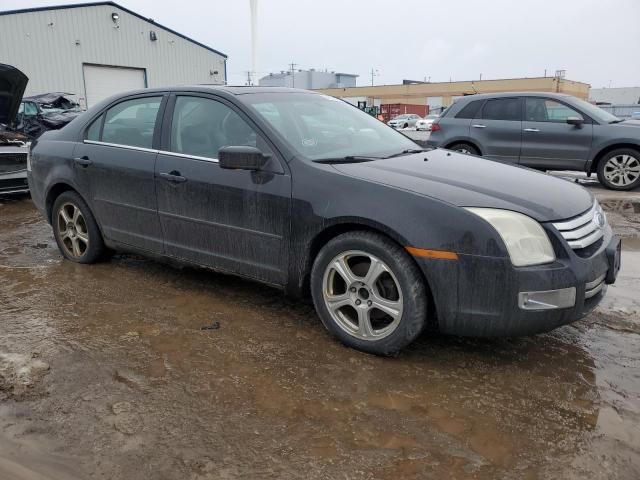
[245,71,252,86]
[289,62,298,88]
[370,68,379,86]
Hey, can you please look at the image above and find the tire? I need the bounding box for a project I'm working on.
[310,231,428,355]
[596,148,640,191]
[448,143,480,155]
[52,191,105,264]
[403,123,409,129]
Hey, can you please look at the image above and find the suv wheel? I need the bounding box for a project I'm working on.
[52,191,105,263]
[597,148,640,190]
[311,231,428,355]
[448,143,479,156]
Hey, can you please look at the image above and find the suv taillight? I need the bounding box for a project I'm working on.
[431,122,441,132]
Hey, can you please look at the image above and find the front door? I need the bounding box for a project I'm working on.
[154,94,291,285]
[73,94,165,253]
[469,96,522,163]
[519,97,593,170]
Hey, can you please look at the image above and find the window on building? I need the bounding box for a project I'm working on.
[480,98,521,121]
[101,97,162,148]
[525,98,585,123]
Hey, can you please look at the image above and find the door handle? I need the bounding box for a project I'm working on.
[471,124,486,128]
[523,128,540,132]
[73,156,92,167]
[159,171,187,183]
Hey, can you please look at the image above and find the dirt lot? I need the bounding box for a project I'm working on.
[1,182,639,479]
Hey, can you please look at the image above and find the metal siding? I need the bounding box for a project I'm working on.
[0,5,226,108]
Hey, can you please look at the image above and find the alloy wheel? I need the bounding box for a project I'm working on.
[603,154,640,187]
[57,202,89,258]
[322,250,403,341]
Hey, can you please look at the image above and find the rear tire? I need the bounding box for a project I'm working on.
[52,191,105,264]
[448,143,479,156]
[311,231,428,355]
[596,148,640,191]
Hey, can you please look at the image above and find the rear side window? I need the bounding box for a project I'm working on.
[101,97,162,148]
[480,98,521,121]
[86,115,102,141]
[455,100,483,119]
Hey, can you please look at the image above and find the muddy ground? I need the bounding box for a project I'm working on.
[0,182,639,480]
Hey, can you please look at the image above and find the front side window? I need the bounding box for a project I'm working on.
[525,98,584,123]
[101,97,162,148]
[480,98,521,121]
[245,93,418,161]
[170,96,260,159]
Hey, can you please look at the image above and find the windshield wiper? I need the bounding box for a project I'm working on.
[313,155,382,164]
[609,119,624,124]
[384,148,429,158]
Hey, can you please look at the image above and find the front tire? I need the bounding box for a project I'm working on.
[52,191,105,263]
[597,148,640,191]
[311,231,428,355]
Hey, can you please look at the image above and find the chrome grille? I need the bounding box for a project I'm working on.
[0,152,28,174]
[552,202,606,250]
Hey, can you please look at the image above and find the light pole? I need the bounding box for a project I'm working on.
[370,68,379,86]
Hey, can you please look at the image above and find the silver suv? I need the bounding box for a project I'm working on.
[427,92,640,190]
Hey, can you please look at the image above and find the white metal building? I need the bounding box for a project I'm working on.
[259,69,358,89]
[0,2,227,108]
[589,87,640,105]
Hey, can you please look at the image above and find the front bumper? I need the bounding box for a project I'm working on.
[417,228,620,336]
[0,170,29,194]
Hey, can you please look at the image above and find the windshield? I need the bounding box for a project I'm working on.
[244,93,419,160]
[570,98,620,123]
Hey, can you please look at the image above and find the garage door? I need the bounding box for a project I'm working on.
[83,64,146,107]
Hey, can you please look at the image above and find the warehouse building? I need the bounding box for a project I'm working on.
[259,69,357,89]
[0,2,227,108]
[317,76,590,113]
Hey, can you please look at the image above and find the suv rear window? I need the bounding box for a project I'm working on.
[480,98,521,121]
[455,100,483,119]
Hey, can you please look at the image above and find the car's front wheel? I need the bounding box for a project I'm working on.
[597,148,640,191]
[311,231,428,355]
[52,191,105,263]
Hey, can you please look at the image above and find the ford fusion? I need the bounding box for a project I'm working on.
[28,87,621,355]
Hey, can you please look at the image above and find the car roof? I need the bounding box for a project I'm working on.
[455,91,575,101]
[115,85,319,97]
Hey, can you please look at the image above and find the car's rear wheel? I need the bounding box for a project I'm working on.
[52,191,105,263]
[403,123,409,129]
[448,143,479,155]
[597,148,640,191]
[311,231,428,355]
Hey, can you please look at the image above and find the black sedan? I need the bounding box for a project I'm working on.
[28,87,621,355]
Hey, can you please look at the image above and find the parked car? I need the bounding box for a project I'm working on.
[0,63,30,194]
[415,114,439,131]
[427,92,640,190]
[17,93,82,138]
[28,87,621,355]
[631,111,640,120]
[387,114,420,129]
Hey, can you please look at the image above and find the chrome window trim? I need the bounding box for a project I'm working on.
[84,140,158,154]
[83,140,220,163]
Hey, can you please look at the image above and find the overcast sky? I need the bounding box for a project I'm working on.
[3,0,640,88]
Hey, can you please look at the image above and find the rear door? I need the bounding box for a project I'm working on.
[154,93,291,285]
[469,97,522,162]
[73,94,166,253]
[519,97,593,170]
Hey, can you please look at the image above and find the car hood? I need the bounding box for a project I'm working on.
[332,148,593,222]
[0,64,28,125]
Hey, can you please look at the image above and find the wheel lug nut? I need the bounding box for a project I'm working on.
[355,299,361,305]
[367,300,372,307]
[350,287,356,292]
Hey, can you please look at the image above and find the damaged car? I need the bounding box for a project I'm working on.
[16,92,82,138]
[28,87,621,355]
[0,63,30,194]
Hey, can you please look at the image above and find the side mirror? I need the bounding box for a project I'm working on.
[218,146,269,171]
[566,116,584,127]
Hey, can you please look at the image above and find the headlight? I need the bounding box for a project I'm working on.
[465,208,555,267]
